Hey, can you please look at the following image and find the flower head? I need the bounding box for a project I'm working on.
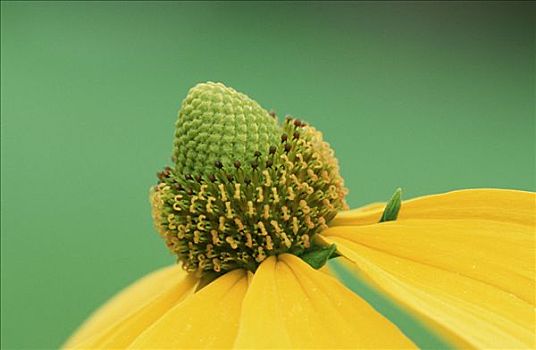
[151,82,346,275]
[64,82,535,349]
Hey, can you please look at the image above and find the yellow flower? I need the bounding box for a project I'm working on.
[64,83,535,349]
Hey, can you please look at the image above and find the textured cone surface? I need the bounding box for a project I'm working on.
[173,82,280,177]
[153,82,348,275]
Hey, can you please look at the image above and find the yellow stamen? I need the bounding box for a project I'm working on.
[177,225,186,239]
[262,170,272,186]
[256,187,264,202]
[189,195,198,213]
[234,184,241,199]
[292,217,299,234]
[212,258,221,272]
[218,183,227,201]
[226,236,238,249]
[263,204,270,219]
[245,232,253,248]
[234,218,244,231]
[287,187,296,200]
[281,206,290,221]
[225,201,233,218]
[206,196,216,214]
[305,215,315,229]
[255,247,266,262]
[198,184,208,199]
[193,230,201,244]
[247,201,255,216]
[257,221,268,236]
[265,236,274,250]
[211,230,221,245]
[196,215,206,230]
[302,234,311,248]
[271,187,280,203]
[299,199,311,214]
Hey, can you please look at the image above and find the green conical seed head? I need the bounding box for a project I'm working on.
[173,82,280,177]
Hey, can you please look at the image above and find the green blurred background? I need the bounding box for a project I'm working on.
[1,1,534,349]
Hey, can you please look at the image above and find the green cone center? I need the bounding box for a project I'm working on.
[152,82,347,275]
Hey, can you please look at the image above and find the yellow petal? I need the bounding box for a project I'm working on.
[128,269,248,349]
[234,254,416,349]
[64,265,197,348]
[330,202,385,226]
[323,210,536,347]
[399,189,535,226]
[324,219,535,303]
[330,257,464,349]
[233,256,292,349]
[330,189,535,227]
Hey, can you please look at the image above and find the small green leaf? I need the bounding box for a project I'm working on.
[379,188,402,222]
[301,244,338,269]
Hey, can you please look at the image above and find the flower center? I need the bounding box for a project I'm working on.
[151,82,347,275]
[172,82,280,177]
